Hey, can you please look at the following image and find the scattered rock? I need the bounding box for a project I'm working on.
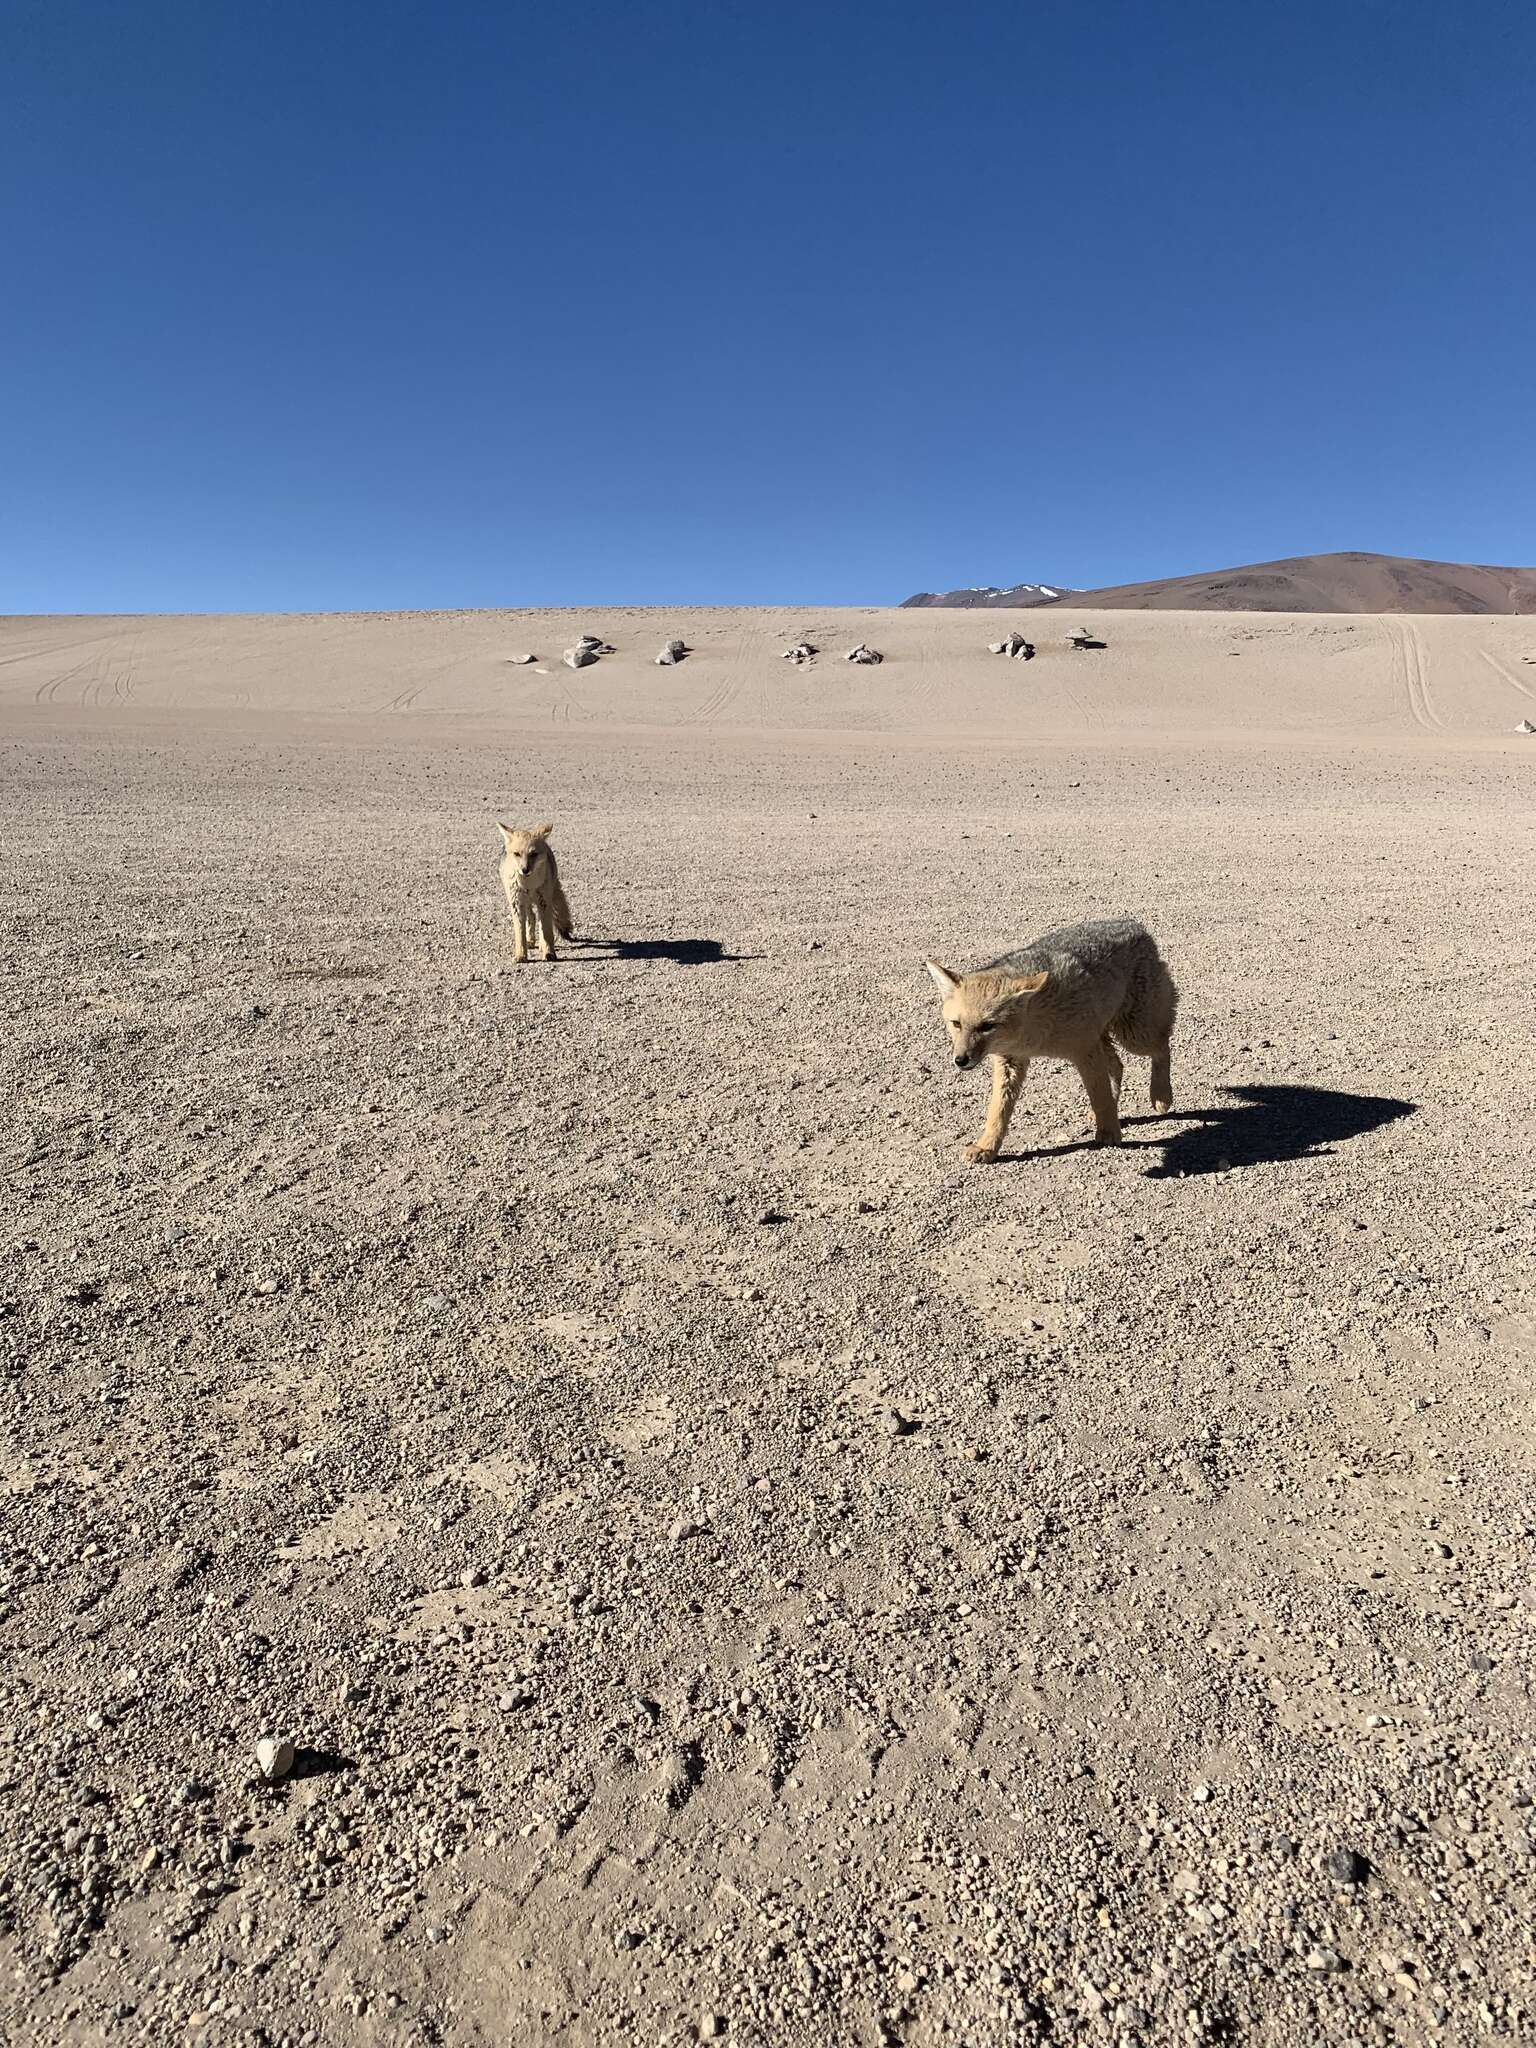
[256,1737,296,1784]
[989,631,1034,659]
[656,639,689,665]
[1304,1946,1346,1974]
[844,643,883,664]
[1324,1846,1371,1887]
[506,653,538,665]
[564,646,598,669]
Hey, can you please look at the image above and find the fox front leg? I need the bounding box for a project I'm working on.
[512,894,532,964]
[966,1056,1027,1165]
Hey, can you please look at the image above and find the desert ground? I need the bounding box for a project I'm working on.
[2,604,1534,2047]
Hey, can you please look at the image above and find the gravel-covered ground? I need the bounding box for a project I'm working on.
[3,610,1535,2045]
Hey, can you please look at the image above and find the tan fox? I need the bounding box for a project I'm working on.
[497,821,574,963]
[925,918,1177,1163]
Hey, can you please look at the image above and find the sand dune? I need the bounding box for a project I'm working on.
[5,603,1536,739]
[3,607,1534,2043]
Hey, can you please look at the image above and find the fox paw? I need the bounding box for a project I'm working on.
[964,1143,1000,1166]
[1151,1098,1173,1115]
[1092,1130,1123,1148]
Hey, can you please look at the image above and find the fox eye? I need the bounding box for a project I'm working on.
[975,1021,993,1034]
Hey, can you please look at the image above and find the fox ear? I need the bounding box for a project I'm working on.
[1001,971,1049,1002]
[925,959,961,996]
[532,821,554,839]
[496,821,515,843]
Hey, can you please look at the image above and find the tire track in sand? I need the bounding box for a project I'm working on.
[33,652,106,705]
[2,627,124,674]
[379,655,476,715]
[1479,648,1536,705]
[693,662,744,727]
[1387,619,1444,733]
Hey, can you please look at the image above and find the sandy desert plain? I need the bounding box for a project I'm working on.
[2,602,1534,2047]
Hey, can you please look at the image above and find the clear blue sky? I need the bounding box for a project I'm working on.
[4,0,1534,611]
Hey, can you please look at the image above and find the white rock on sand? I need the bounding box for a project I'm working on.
[256,1736,296,1783]
[989,630,1034,658]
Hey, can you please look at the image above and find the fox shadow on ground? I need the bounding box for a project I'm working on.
[564,936,761,966]
[1012,1083,1416,1174]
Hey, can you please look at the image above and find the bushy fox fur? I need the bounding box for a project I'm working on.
[925,918,1177,1163]
[497,821,574,963]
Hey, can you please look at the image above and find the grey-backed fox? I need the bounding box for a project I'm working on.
[926,919,1177,1162]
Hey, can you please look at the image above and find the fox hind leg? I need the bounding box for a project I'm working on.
[1150,1037,1173,1115]
[550,879,574,941]
[1073,1043,1123,1146]
[1101,1033,1124,1104]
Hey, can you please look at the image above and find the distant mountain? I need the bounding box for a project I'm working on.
[902,552,1536,614]
[901,580,1076,609]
